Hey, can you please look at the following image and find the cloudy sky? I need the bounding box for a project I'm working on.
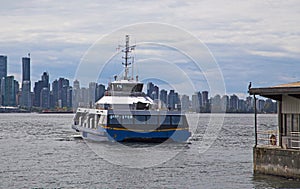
[0,0,299,97]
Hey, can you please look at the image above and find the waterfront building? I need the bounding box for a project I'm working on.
[221,95,230,112]
[191,91,202,113]
[191,92,200,113]
[257,99,265,113]
[73,80,80,90]
[95,83,105,101]
[1,76,18,106]
[79,87,89,107]
[201,91,210,112]
[20,56,32,108]
[22,57,30,81]
[211,94,223,113]
[147,82,154,98]
[40,87,50,109]
[14,80,19,103]
[0,55,7,79]
[147,82,159,100]
[159,89,167,108]
[153,86,159,100]
[167,90,179,110]
[249,81,300,179]
[88,82,97,107]
[0,77,4,105]
[51,79,58,108]
[181,94,190,112]
[0,55,7,104]
[238,99,246,112]
[72,80,80,110]
[20,81,32,108]
[51,77,71,108]
[59,78,70,108]
[168,90,176,110]
[67,86,72,108]
[202,91,208,107]
[264,98,277,113]
[33,72,50,107]
[229,94,239,111]
[246,96,253,112]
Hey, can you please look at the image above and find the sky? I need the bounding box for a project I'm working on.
[0,0,299,98]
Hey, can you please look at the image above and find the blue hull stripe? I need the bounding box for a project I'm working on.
[106,129,191,142]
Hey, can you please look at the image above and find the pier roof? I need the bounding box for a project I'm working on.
[249,81,300,101]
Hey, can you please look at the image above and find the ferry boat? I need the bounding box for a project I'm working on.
[72,35,191,142]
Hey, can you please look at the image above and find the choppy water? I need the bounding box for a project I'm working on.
[1,113,300,188]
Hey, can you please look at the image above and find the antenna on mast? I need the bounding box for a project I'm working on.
[121,35,135,80]
[131,56,134,80]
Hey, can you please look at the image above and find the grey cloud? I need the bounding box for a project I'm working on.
[0,0,299,93]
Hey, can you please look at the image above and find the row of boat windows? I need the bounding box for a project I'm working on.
[108,115,183,125]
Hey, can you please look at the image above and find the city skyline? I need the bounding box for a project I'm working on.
[0,1,299,98]
[0,54,280,99]
[0,53,272,101]
[1,53,276,114]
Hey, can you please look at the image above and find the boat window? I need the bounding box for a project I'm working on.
[131,84,143,92]
[133,115,146,125]
[99,115,107,125]
[146,115,158,125]
[172,115,183,125]
[117,84,123,90]
[109,115,121,125]
[112,84,123,91]
[162,116,171,125]
[122,115,133,125]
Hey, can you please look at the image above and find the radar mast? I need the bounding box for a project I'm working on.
[121,35,135,80]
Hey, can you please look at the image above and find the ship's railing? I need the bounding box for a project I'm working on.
[257,130,278,146]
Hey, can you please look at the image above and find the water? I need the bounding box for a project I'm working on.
[1,113,300,188]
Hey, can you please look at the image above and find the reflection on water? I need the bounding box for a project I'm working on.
[0,113,299,188]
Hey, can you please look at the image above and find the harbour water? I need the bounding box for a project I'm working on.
[1,113,300,188]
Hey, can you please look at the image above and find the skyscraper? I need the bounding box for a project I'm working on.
[52,77,71,108]
[153,85,159,100]
[202,91,209,107]
[168,90,179,110]
[33,72,50,107]
[147,82,159,100]
[73,80,80,90]
[59,78,70,108]
[40,87,50,109]
[96,84,105,101]
[192,92,201,113]
[72,80,80,110]
[51,79,58,108]
[22,57,30,81]
[191,91,202,113]
[229,94,239,111]
[88,82,97,107]
[222,95,230,112]
[147,82,154,99]
[160,89,167,108]
[181,95,190,112]
[2,76,17,106]
[21,56,32,108]
[0,55,7,79]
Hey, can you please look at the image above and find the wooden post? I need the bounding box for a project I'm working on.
[278,101,282,147]
[254,95,257,147]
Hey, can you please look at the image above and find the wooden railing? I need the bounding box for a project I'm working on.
[257,130,278,146]
[290,132,300,149]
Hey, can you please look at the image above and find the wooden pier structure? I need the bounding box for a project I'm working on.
[249,81,300,179]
